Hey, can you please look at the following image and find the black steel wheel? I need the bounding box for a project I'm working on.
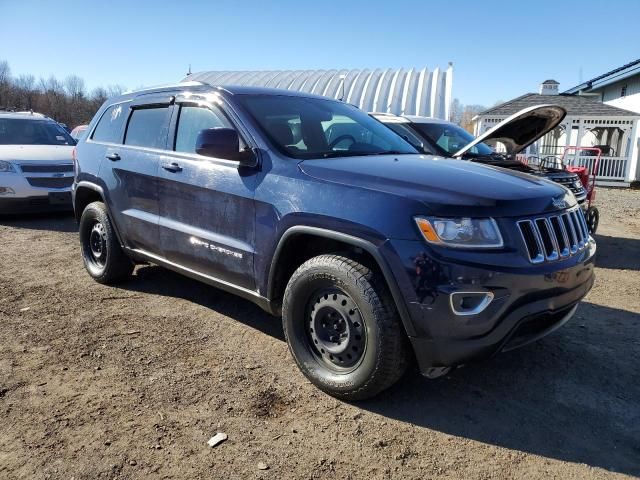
[86,221,108,269]
[308,288,366,371]
[282,254,410,400]
[79,201,133,284]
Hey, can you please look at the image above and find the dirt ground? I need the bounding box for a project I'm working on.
[1,188,639,480]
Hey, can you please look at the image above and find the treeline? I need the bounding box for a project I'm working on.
[0,59,125,129]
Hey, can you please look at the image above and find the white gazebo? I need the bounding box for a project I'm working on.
[474,80,640,186]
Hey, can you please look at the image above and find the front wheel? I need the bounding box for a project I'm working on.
[282,254,410,400]
[79,201,133,284]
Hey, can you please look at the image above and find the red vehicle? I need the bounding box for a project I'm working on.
[562,147,600,234]
[70,124,88,142]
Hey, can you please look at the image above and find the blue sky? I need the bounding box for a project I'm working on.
[1,0,638,106]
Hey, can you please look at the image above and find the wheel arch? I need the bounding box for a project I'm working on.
[73,181,125,246]
[73,181,106,220]
[266,226,416,336]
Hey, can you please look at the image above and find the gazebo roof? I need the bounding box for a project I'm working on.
[479,93,639,117]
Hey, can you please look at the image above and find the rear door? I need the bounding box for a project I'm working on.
[157,96,258,290]
[99,95,173,254]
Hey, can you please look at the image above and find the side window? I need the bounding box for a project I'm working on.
[124,107,170,149]
[174,105,233,154]
[91,104,126,143]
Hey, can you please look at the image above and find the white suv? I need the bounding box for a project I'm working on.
[0,111,76,214]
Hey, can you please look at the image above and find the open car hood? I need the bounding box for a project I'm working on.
[453,104,566,157]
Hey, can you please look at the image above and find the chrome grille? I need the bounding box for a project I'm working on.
[517,208,590,263]
[20,164,73,173]
[26,177,73,188]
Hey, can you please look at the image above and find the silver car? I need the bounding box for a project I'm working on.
[0,111,75,214]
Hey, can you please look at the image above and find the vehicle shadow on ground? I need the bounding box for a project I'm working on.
[119,265,640,475]
[362,301,640,476]
[594,233,640,271]
[0,212,77,233]
[126,265,285,341]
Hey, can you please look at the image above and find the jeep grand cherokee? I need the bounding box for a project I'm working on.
[73,83,595,399]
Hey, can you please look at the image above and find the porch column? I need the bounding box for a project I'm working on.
[563,118,578,166]
[626,119,640,183]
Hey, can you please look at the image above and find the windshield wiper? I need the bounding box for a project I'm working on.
[321,151,372,158]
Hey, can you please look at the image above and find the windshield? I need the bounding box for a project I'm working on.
[408,122,494,157]
[0,118,76,145]
[236,94,417,159]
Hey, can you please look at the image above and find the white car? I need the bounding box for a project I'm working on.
[0,111,76,214]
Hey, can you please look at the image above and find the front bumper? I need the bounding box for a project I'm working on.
[0,169,73,214]
[384,237,596,373]
[0,193,72,214]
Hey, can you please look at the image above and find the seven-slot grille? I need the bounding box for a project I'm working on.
[517,207,590,264]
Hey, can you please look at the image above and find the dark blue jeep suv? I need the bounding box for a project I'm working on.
[73,82,595,400]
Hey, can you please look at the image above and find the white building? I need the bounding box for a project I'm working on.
[563,59,640,184]
[183,65,454,120]
[473,79,640,186]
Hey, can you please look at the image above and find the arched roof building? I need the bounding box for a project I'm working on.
[183,65,453,120]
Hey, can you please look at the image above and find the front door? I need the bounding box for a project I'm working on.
[157,100,257,290]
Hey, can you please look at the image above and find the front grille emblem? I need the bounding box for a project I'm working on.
[551,196,568,210]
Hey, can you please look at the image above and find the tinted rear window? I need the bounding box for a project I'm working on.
[124,107,169,149]
[92,104,126,144]
[0,118,75,145]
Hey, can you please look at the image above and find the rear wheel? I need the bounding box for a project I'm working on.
[79,201,133,284]
[586,206,599,234]
[282,254,410,400]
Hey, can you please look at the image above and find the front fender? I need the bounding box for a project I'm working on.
[264,224,417,336]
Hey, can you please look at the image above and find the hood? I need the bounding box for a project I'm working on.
[0,145,74,163]
[453,104,566,157]
[299,154,575,217]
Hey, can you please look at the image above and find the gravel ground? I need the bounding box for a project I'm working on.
[0,188,639,479]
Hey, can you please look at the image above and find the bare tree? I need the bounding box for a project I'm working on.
[0,58,123,127]
[106,84,125,98]
[460,104,486,134]
[14,74,37,110]
[449,98,463,124]
[0,60,11,107]
[65,75,86,99]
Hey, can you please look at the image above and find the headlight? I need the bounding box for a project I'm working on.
[0,160,16,173]
[414,217,503,248]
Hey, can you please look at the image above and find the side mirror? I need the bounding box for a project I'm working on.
[195,128,257,166]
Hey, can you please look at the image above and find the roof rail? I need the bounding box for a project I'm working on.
[122,80,205,95]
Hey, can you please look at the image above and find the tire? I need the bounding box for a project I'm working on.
[282,254,410,400]
[79,201,133,284]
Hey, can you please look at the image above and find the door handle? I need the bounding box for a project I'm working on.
[162,162,182,173]
[105,153,120,161]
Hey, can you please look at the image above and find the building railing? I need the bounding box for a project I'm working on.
[517,154,629,181]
